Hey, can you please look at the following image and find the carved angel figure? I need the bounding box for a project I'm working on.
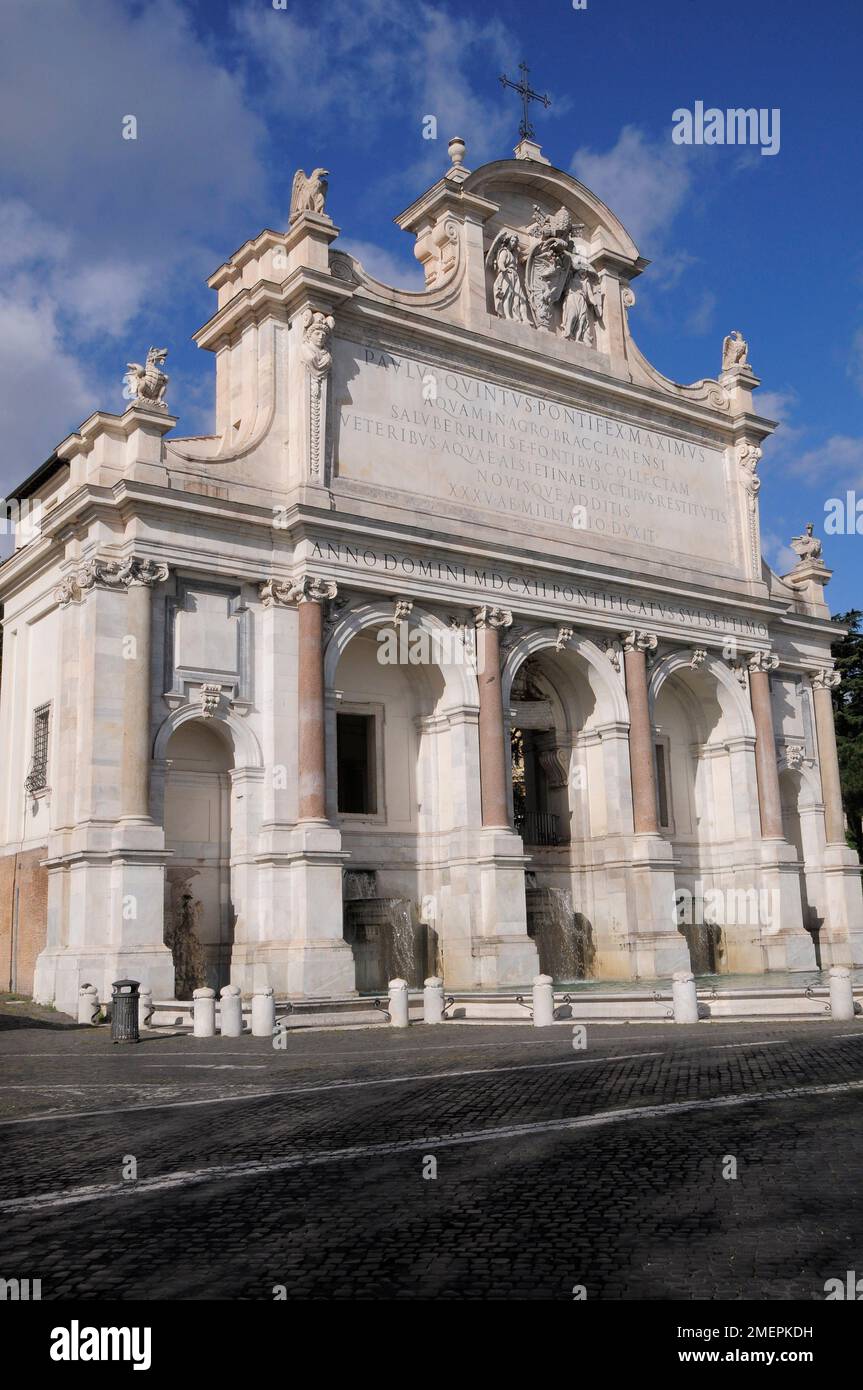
[487,232,530,322]
[790,521,823,564]
[290,167,329,221]
[560,257,604,345]
[722,329,749,371]
[124,347,168,409]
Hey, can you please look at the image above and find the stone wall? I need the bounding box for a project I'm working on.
[0,847,49,995]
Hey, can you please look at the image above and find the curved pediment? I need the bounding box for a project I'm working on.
[464,157,643,270]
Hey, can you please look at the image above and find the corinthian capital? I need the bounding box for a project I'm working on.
[260,575,338,607]
[748,650,779,674]
[123,558,170,587]
[621,630,657,654]
[76,556,168,593]
[474,605,513,630]
[810,666,841,691]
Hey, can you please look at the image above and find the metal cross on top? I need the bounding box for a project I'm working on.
[499,62,551,142]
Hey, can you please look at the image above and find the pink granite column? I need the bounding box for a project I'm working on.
[475,606,512,829]
[293,577,337,823]
[810,667,845,844]
[119,561,168,820]
[623,630,659,834]
[748,651,784,839]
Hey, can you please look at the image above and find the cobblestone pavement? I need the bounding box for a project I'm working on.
[1,1010,862,1300]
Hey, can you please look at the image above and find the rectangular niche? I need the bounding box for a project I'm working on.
[165,579,252,703]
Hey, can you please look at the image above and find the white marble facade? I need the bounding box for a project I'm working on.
[1,138,861,1016]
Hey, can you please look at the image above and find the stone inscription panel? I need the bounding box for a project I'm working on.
[333,340,734,566]
[307,538,770,643]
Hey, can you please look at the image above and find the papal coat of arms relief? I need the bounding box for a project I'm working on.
[485,204,604,347]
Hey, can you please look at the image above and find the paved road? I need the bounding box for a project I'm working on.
[1,1010,862,1300]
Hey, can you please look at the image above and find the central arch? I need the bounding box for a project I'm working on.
[325,600,482,991]
[501,628,632,982]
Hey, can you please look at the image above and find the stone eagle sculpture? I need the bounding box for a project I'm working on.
[721,329,749,371]
[290,167,329,222]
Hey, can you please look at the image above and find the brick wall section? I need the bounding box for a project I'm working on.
[0,847,49,995]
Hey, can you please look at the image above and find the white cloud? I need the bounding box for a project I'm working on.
[339,238,425,291]
[571,126,693,252]
[0,199,69,269]
[0,0,266,251]
[0,0,268,487]
[756,387,807,462]
[0,288,93,486]
[761,530,799,576]
[786,434,863,486]
[684,290,717,336]
[757,388,798,426]
[238,0,514,170]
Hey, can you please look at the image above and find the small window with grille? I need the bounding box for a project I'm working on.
[25,703,51,795]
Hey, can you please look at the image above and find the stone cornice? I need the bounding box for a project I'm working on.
[0,483,842,654]
[393,179,499,233]
[193,267,354,352]
[56,405,178,463]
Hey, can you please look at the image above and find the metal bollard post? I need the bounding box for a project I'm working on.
[672,969,699,1024]
[138,988,154,1031]
[828,965,855,1022]
[219,984,243,1037]
[193,987,216,1037]
[77,983,100,1026]
[252,986,275,1037]
[111,980,140,1045]
[423,976,445,1025]
[388,978,410,1027]
[532,974,555,1027]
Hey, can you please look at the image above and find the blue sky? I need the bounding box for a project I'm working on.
[1,0,861,612]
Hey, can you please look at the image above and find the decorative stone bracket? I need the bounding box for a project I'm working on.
[298,308,335,484]
[55,556,169,606]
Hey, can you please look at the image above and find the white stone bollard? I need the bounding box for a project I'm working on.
[77,983,100,1026]
[532,974,555,1027]
[672,969,699,1024]
[252,986,275,1037]
[829,965,855,1022]
[138,988,154,1031]
[388,978,410,1028]
[219,984,243,1037]
[423,977,445,1025]
[193,987,216,1038]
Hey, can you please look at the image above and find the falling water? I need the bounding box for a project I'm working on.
[343,870,377,900]
[343,896,424,991]
[526,886,595,982]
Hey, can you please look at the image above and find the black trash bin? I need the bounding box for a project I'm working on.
[111,979,140,1045]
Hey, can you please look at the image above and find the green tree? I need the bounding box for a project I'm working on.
[830,609,863,858]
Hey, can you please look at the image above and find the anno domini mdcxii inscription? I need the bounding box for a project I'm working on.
[333,341,732,564]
